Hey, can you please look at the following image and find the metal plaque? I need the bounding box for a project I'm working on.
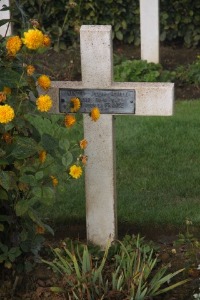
[59,89,136,114]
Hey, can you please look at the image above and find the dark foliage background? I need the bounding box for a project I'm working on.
[10,0,200,48]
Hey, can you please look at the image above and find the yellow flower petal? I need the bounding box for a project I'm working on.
[6,36,22,56]
[90,107,100,121]
[70,97,81,112]
[22,29,44,50]
[79,139,88,149]
[43,35,51,47]
[69,165,82,179]
[0,105,15,124]
[39,150,47,163]
[38,75,51,90]
[64,114,76,128]
[36,95,52,112]
[50,176,58,187]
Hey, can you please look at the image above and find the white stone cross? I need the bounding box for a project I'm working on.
[49,25,174,248]
[140,0,159,63]
[0,0,12,37]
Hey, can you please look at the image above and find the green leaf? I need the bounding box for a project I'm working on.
[32,187,42,198]
[24,261,34,272]
[35,171,44,181]
[0,170,11,191]
[0,224,4,232]
[62,152,73,167]
[20,229,28,242]
[5,122,15,131]
[25,114,52,136]
[50,287,64,293]
[0,4,10,11]
[0,148,6,157]
[8,247,22,262]
[0,188,8,199]
[0,242,8,253]
[41,186,55,204]
[50,114,62,123]
[41,134,58,151]
[15,200,29,216]
[0,68,26,89]
[0,254,7,263]
[59,139,70,151]
[20,175,36,186]
[28,209,43,226]
[116,31,123,40]
[12,136,38,159]
[121,20,127,29]
[0,19,10,26]
[44,224,54,236]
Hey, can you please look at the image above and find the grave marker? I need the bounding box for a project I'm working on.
[140,0,159,63]
[48,25,174,247]
[0,0,12,36]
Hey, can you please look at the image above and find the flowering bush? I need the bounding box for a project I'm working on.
[0,26,99,271]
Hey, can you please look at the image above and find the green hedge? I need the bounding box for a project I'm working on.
[10,0,200,47]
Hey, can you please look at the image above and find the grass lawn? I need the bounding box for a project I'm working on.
[44,100,200,228]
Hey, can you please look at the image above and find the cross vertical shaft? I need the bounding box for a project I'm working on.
[80,26,117,247]
[140,0,159,63]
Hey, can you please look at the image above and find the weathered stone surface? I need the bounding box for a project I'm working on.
[0,0,12,36]
[140,0,159,63]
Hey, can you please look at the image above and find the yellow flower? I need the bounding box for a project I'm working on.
[64,114,76,128]
[69,165,82,179]
[22,29,44,50]
[27,65,35,76]
[0,105,15,124]
[70,97,81,112]
[79,139,88,149]
[6,36,22,56]
[43,35,51,47]
[0,92,6,103]
[37,75,51,90]
[39,150,47,163]
[36,95,52,112]
[3,87,11,95]
[50,176,58,187]
[90,107,100,121]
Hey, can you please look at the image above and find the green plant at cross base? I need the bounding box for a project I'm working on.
[43,235,190,299]
[114,59,176,83]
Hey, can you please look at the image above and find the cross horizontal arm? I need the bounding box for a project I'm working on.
[50,81,174,116]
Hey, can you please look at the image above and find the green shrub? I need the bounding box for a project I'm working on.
[9,0,200,47]
[114,59,175,83]
[0,25,90,271]
[160,0,200,47]
[175,57,200,86]
[185,59,200,86]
